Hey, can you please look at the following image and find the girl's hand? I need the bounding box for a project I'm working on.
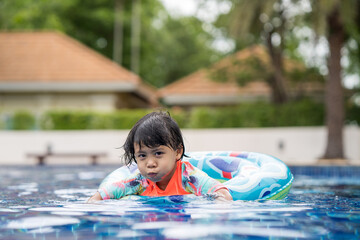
[214,188,233,201]
[87,192,103,203]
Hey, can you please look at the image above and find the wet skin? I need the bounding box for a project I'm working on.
[87,144,233,202]
[134,144,181,191]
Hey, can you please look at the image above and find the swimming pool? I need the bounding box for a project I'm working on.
[0,165,359,239]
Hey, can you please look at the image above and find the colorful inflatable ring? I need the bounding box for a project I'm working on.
[99,151,293,201]
[186,151,293,200]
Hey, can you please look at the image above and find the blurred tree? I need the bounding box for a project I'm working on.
[147,16,223,86]
[214,0,359,159]
[214,0,300,104]
[113,0,124,65]
[0,0,222,87]
[344,2,360,86]
[208,46,324,101]
[308,0,359,159]
[130,0,141,74]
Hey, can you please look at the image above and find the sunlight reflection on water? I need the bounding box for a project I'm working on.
[0,165,359,239]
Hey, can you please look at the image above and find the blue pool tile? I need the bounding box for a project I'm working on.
[289,166,360,178]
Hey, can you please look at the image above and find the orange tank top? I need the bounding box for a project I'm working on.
[140,160,190,197]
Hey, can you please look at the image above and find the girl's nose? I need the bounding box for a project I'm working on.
[146,157,157,168]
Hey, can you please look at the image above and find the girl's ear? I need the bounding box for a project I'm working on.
[176,147,183,160]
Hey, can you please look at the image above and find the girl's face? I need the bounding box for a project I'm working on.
[134,144,182,190]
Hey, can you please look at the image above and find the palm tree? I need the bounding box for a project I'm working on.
[113,0,124,65]
[218,0,358,160]
[309,0,359,159]
[131,0,141,74]
[113,0,141,73]
[215,0,290,104]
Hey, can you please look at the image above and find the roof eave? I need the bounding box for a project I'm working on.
[162,94,270,106]
[0,82,136,92]
[133,82,159,106]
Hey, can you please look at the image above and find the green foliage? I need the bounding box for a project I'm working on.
[272,100,324,127]
[208,50,325,101]
[346,39,360,78]
[40,109,151,130]
[40,111,94,130]
[208,67,229,83]
[3,99,360,130]
[308,0,360,81]
[187,100,325,128]
[0,0,223,88]
[346,101,360,124]
[168,109,188,129]
[143,16,223,87]
[12,111,35,130]
[286,67,325,84]
[0,111,6,130]
[233,57,269,86]
[208,55,269,86]
[107,110,152,129]
[187,107,217,128]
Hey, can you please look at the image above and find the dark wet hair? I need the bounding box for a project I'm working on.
[123,111,186,166]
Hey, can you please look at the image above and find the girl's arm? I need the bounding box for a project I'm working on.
[87,171,145,203]
[87,192,103,203]
[182,162,233,200]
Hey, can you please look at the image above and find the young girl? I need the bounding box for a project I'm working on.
[88,111,232,202]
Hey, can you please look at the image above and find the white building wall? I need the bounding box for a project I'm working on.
[0,93,117,113]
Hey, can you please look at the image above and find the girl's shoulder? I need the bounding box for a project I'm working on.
[181,160,195,171]
[181,160,206,177]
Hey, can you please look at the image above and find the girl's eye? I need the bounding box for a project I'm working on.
[136,154,146,159]
[155,152,163,156]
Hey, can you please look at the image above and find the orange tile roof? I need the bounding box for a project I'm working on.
[0,31,140,84]
[159,45,271,99]
[159,69,269,96]
[159,45,323,104]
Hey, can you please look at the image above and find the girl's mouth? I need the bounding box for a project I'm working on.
[147,173,157,178]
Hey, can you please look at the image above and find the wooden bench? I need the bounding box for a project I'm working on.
[27,152,107,165]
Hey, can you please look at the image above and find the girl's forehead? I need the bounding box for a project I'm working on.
[134,143,169,152]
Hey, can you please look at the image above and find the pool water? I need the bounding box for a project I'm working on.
[0,165,359,239]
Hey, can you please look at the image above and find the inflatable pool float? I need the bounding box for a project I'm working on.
[99,151,293,201]
[187,151,293,200]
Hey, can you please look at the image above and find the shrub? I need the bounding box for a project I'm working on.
[346,103,360,125]
[40,109,152,130]
[187,107,218,128]
[40,111,94,130]
[0,114,5,130]
[5,99,355,130]
[12,111,36,130]
[274,100,324,127]
[110,109,152,129]
[187,100,325,128]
